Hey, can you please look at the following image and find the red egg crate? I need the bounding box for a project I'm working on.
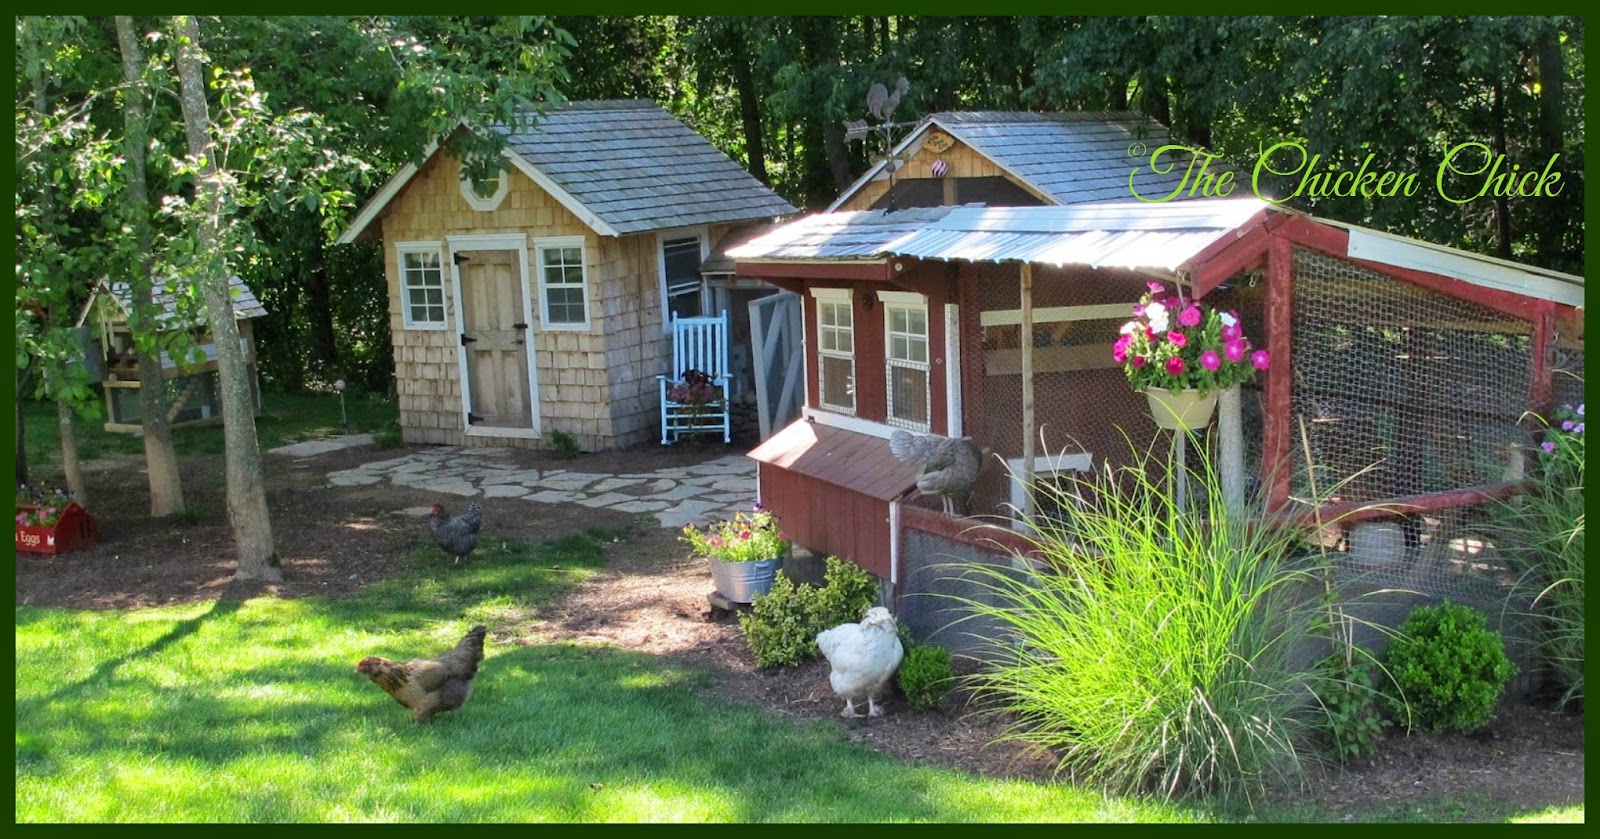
[15,502,98,556]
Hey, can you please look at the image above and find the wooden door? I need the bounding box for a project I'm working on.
[457,249,534,429]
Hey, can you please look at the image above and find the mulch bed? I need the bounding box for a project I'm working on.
[15,441,1586,820]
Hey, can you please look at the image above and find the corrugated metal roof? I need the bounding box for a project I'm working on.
[748,419,919,502]
[500,101,797,236]
[831,111,1233,211]
[107,276,268,327]
[730,199,1265,271]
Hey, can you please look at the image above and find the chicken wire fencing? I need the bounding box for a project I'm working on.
[1285,247,1539,611]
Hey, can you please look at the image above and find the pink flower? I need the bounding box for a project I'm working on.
[1132,305,1145,318]
[15,513,27,526]
[740,531,751,540]
[1200,350,1221,372]
[1221,323,1242,342]
[1131,355,1147,368]
[1224,339,1248,362]
[1166,356,1186,375]
[1112,335,1131,362]
[1251,350,1271,370]
[1146,327,1158,341]
[1146,281,1166,295]
[1167,331,1188,348]
[709,537,723,547]
[1178,306,1202,327]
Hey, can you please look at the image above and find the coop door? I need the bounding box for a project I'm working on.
[456,249,537,432]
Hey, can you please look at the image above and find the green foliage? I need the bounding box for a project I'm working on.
[897,644,954,711]
[547,429,582,459]
[739,557,878,669]
[372,419,404,450]
[1383,602,1516,734]
[954,439,1328,805]
[1312,655,1388,764]
[1492,404,1584,708]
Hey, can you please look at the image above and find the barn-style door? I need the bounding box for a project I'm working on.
[455,247,537,433]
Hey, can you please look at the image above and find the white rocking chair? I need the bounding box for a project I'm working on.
[658,310,732,445]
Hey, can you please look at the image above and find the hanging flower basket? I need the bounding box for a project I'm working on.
[15,501,98,556]
[1144,386,1220,431]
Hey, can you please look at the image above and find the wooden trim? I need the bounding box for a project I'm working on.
[1188,220,1272,297]
[501,150,622,237]
[802,408,897,441]
[530,235,592,332]
[1529,303,1556,415]
[657,227,711,334]
[1262,234,1294,514]
[984,344,1119,376]
[458,166,510,212]
[979,302,1131,327]
[809,286,853,301]
[944,303,962,437]
[898,503,1043,559]
[448,236,541,436]
[736,261,893,281]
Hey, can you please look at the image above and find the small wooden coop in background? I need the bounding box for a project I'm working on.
[95,276,266,433]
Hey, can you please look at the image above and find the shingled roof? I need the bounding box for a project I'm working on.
[830,111,1230,211]
[337,100,796,244]
[498,101,797,235]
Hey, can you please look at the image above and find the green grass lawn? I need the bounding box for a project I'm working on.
[14,532,1586,823]
[21,388,398,466]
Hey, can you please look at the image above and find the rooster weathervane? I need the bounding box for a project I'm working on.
[843,75,916,213]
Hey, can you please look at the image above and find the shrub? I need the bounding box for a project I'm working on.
[1491,403,1584,708]
[548,430,582,459]
[372,420,403,449]
[897,644,954,711]
[1383,602,1515,734]
[739,557,880,669]
[1312,654,1388,764]
[953,438,1327,804]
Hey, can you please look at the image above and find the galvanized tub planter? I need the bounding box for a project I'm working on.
[709,556,784,604]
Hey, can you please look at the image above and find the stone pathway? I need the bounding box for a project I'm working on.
[323,447,757,529]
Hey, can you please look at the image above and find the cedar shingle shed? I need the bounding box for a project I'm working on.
[338,100,797,451]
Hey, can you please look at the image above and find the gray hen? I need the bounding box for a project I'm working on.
[429,501,483,564]
[889,429,983,516]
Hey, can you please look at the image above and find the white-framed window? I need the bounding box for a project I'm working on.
[397,242,447,329]
[812,287,855,414]
[459,166,509,212]
[659,230,708,328]
[535,237,590,330]
[880,291,931,431]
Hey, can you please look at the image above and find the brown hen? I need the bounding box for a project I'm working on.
[356,625,488,722]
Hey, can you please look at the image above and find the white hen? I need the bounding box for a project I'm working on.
[816,607,905,718]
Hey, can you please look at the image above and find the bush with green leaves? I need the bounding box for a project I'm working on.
[897,643,954,711]
[739,557,879,669]
[953,438,1331,804]
[1383,602,1516,734]
[1491,403,1584,708]
[1312,654,1388,764]
[547,429,582,459]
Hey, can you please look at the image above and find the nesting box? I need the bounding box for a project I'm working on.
[14,502,98,556]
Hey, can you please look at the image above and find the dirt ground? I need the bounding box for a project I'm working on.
[14,441,1586,820]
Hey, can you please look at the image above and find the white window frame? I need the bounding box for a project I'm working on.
[880,290,931,432]
[534,236,591,332]
[396,241,448,330]
[657,227,710,332]
[459,166,510,212]
[811,287,856,415]
[1008,452,1095,534]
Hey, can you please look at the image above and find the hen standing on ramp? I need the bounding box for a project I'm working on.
[817,607,905,718]
[889,429,983,516]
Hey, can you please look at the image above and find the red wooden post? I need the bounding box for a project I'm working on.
[1529,302,1556,416]
[1261,235,1294,513]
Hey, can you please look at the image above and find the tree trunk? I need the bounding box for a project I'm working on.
[304,236,338,373]
[29,45,87,505]
[172,15,281,582]
[117,15,187,518]
[1534,20,1565,267]
[1491,78,1513,260]
[731,37,769,186]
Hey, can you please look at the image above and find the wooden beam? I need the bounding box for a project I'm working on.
[1274,482,1528,527]
[1529,302,1556,416]
[979,302,1132,327]
[984,344,1119,376]
[1185,211,1273,297]
[1262,234,1294,514]
[1020,263,1035,519]
[735,260,893,282]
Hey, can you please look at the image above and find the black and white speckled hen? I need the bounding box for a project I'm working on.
[428,501,483,564]
[889,430,983,516]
